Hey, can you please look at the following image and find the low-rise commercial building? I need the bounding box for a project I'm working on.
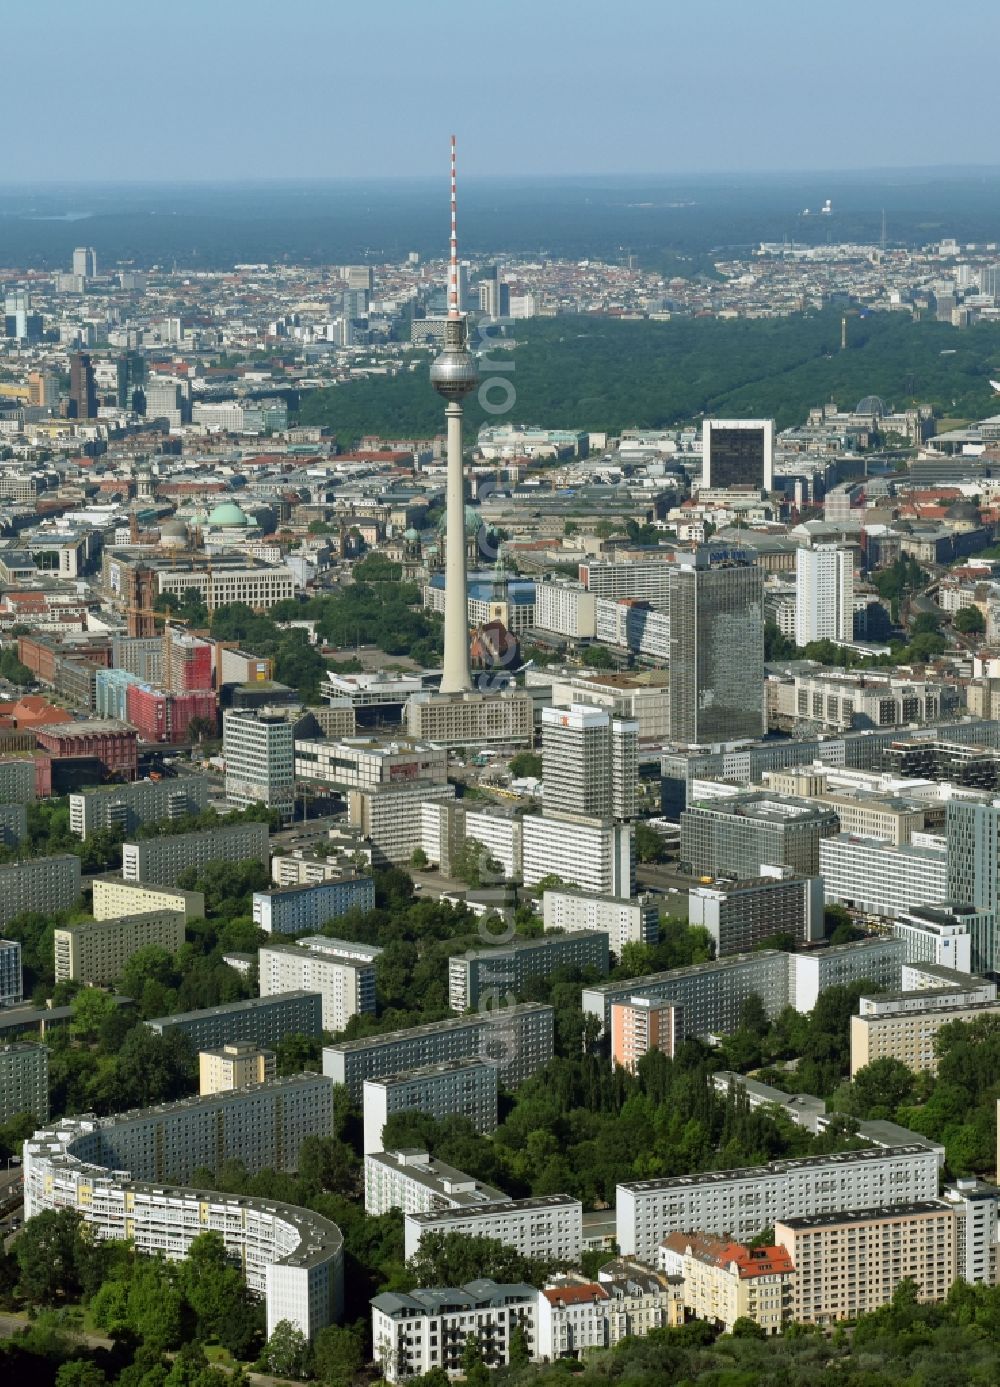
[252,877,375,935]
[617,1145,940,1264]
[323,1002,555,1102]
[404,1194,583,1263]
[363,1058,499,1154]
[892,903,982,974]
[54,910,187,985]
[147,990,323,1052]
[448,931,609,1013]
[404,690,534,747]
[363,1148,508,1217]
[123,820,270,885]
[259,937,379,1034]
[294,737,448,791]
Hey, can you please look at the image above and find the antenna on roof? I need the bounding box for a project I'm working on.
[448,135,460,319]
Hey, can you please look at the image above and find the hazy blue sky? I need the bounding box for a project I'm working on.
[8,0,996,181]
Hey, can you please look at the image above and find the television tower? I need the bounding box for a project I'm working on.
[431,136,479,694]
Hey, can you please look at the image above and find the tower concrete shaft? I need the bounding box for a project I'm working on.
[440,400,472,692]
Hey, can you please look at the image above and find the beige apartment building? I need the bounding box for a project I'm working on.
[659,1233,794,1334]
[850,1000,1000,1076]
[92,876,205,922]
[199,1042,277,1095]
[775,1203,956,1324]
[54,910,186,985]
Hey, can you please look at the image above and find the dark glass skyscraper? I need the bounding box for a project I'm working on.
[667,545,765,745]
[68,352,97,420]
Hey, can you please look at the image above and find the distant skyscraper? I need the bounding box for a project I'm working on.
[541,705,638,821]
[346,266,373,293]
[72,247,97,278]
[795,544,854,645]
[68,352,97,420]
[430,136,479,695]
[667,545,765,745]
[702,419,775,491]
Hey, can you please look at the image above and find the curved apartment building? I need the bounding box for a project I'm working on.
[23,1083,343,1339]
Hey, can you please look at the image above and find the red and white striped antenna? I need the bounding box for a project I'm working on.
[448,134,460,318]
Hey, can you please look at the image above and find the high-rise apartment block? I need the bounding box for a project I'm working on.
[146,990,323,1051]
[794,544,854,645]
[258,937,380,1033]
[541,889,659,959]
[701,419,774,491]
[54,910,186,985]
[946,801,1000,956]
[0,939,23,1008]
[775,1203,956,1324]
[0,855,81,926]
[223,710,295,822]
[24,1082,342,1340]
[69,774,209,840]
[251,877,375,935]
[618,1145,939,1263]
[363,1147,508,1217]
[448,930,610,1012]
[850,998,1000,1076]
[611,995,684,1073]
[199,1041,276,1095]
[522,815,634,896]
[667,546,765,744]
[687,868,825,955]
[92,876,205,922]
[541,705,638,820]
[403,1194,583,1263]
[0,1042,48,1123]
[362,1058,498,1154]
[122,821,270,885]
[583,951,790,1038]
[323,1002,555,1101]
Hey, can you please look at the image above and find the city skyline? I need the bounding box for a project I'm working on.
[5,0,999,182]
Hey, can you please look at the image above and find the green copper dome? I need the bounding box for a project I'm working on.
[208,501,249,527]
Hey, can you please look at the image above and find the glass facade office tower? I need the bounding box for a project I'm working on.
[702,419,775,490]
[667,546,766,745]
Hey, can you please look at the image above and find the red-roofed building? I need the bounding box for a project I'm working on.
[659,1233,794,1334]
